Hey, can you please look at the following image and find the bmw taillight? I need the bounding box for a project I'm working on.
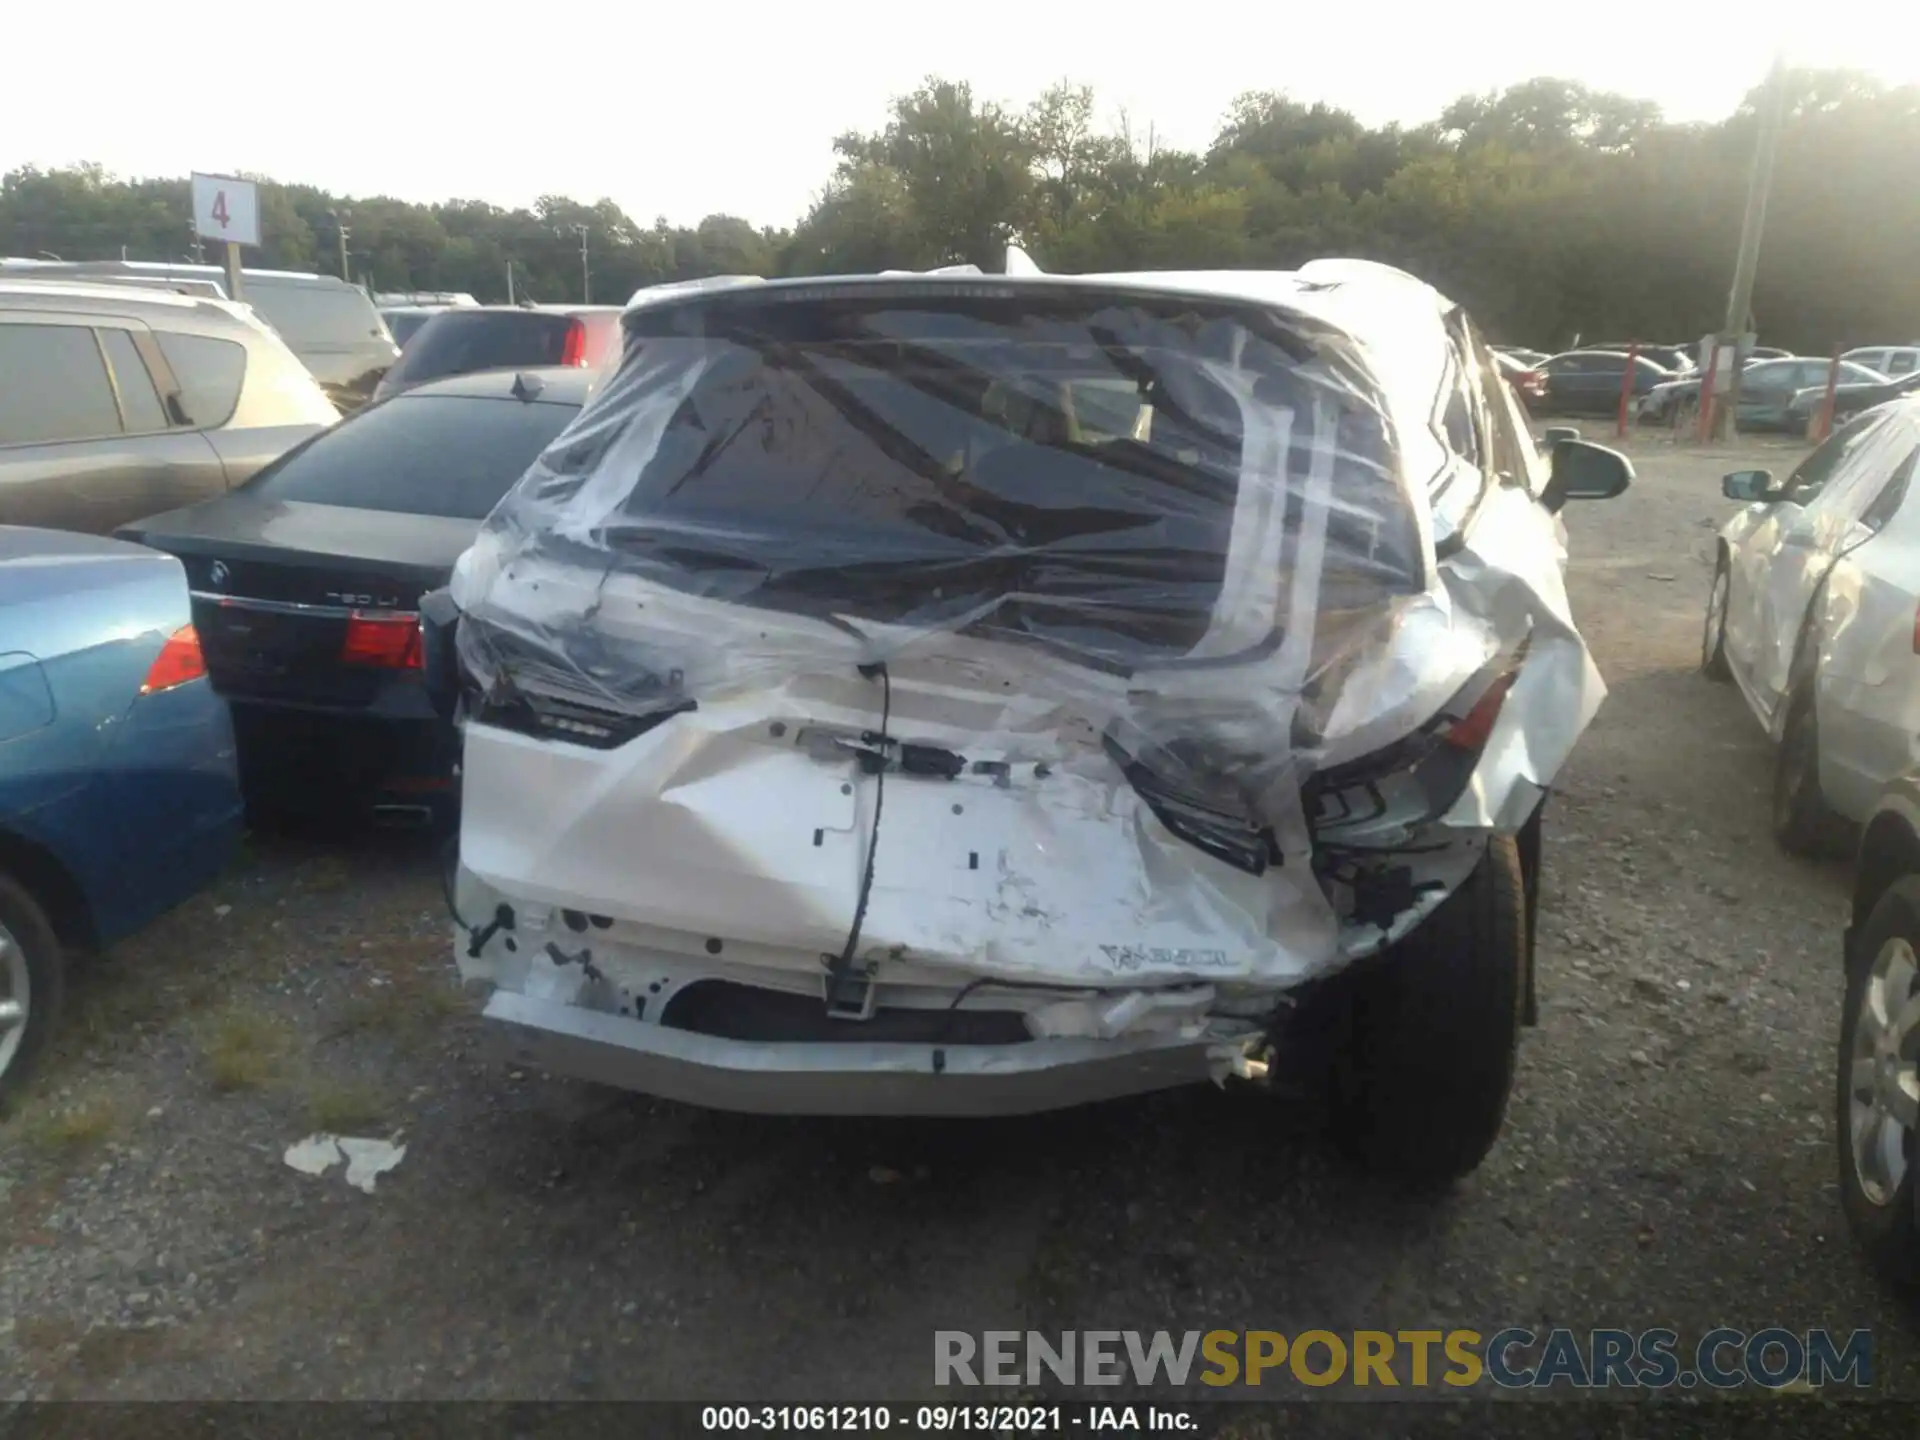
[559,317,588,367]
[341,611,423,669]
[141,625,208,693]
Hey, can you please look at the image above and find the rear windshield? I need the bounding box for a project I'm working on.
[243,393,579,519]
[248,280,387,351]
[513,293,1422,666]
[383,311,578,388]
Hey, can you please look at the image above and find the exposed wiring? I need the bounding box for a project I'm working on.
[439,835,471,932]
[441,833,512,958]
[821,660,891,1013]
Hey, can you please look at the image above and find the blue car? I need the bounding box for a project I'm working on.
[0,528,243,1103]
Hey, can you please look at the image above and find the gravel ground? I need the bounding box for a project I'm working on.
[3,428,1915,1418]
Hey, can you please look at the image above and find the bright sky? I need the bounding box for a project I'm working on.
[3,1,1913,231]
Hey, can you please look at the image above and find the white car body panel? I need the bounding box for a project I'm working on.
[1715,402,1920,822]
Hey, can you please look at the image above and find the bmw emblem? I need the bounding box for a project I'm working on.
[208,560,230,589]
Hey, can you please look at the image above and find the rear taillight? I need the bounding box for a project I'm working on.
[1443,672,1518,751]
[559,317,588,367]
[141,625,207,694]
[341,611,424,669]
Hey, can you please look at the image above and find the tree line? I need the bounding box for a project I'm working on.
[4,69,1918,353]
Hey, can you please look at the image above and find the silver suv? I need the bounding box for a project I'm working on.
[0,280,339,535]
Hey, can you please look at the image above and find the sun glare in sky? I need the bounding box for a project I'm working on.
[2,1,1914,227]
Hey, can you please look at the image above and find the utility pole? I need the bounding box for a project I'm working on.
[572,223,590,303]
[506,259,516,305]
[1714,55,1789,440]
[328,208,352,283]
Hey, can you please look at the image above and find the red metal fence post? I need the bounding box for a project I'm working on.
[1814,344,1844,444]
[1617,342,1638,440]
[1696,345,1720,444]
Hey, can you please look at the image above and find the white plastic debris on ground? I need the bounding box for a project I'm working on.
[282,1133,407,1193]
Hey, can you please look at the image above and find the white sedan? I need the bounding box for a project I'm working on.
[1703,397,1920,851]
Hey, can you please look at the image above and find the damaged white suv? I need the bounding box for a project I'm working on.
[426,258,1629,1187]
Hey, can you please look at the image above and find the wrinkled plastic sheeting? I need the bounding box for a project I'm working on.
[451,276,1603,985]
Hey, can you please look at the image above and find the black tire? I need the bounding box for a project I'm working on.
[1838,876,1920,1292]
[0,869,65,1110]
[1773,686,1847,857]
[1329,835,1526,1189]
[1702,559,1733,680]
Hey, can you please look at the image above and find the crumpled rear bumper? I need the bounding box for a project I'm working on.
[480,989,1253,1117]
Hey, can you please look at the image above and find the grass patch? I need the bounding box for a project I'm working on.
[72,1323,167,1379]
[323,943,467,1046]
[201,1005,291,1093]
[304,1079,391,1133]
[302,856,353,893]
[10,1090,124,1153]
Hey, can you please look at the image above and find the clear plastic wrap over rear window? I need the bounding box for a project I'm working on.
[506,293,1424,668]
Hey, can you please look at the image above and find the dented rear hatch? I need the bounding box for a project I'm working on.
[453,280,1453,987]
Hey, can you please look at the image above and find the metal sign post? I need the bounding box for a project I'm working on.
[190,172,261,302]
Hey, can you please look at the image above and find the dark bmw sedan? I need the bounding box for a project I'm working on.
[117,367,597,826]
[1535,349,1674,416]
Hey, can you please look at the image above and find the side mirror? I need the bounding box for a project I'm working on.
[1542,426,1581,445]
[419,587,464,724]
[1721,469,1775,503]
[1543,438,1633,512]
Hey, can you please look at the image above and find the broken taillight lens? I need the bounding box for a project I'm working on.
[340,611,424,669]
[1442,671,1518,751]
[141,624,207,694]
[1306,657,1523,837]
[1105,738,1275,876]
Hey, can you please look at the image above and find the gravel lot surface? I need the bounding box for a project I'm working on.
[3,429,1915,1423]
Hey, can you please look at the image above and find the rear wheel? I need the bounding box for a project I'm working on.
[1328,835,1526,1189]
[1839,877,1920,1292]
[1773,686,1846,857]
[0,871,64,1109]
[1701,560,1732,680]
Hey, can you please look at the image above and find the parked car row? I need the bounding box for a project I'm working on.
[1639,357,1891,431]
[0,268,634,1105]
[1696,390,1920,1289]
[1,258,400,409]
[1495,339,1911,436]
